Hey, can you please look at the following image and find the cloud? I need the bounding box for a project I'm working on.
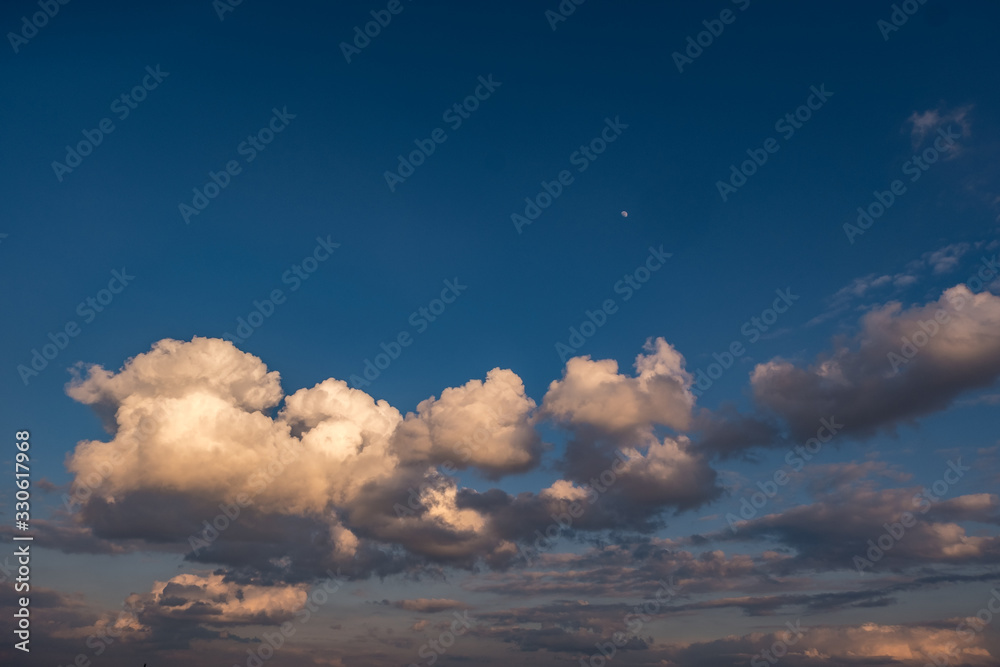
[907,103,972,156]
[542,337,694,437]
[752,284,1000,441]
[692,405,782,459]
[806,272,912,327]
[392,598,469,613]
[66,336,284,431]
[924,242,971,275]
[705,464,1000,572]
[538,338,718,513]
[391,368,543,477]
[59,336,719,585]
[661,621,996,667]
[128,572,309,627]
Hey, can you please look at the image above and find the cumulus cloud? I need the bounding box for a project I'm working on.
[54,326,998,665]
[67,336,284,430]
[532,338,721,515]
[751,284,1000,441]
[391,368,542,477]
[60,336,720,585]
[542,337,694,437]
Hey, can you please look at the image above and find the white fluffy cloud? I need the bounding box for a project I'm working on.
[391,368,542,476]
[542,337,694,435]
[61,335,720,579]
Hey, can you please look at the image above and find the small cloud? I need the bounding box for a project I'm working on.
[392,598,470,613]
[923,242,971,275]
[958,393,1000,407]
[35,478,60,492]
[906,104,972,158]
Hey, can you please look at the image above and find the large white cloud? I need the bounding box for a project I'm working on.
[61,336,719,580]
[391,368,542,476]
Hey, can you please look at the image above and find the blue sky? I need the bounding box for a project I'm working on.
[2,1,1000,666]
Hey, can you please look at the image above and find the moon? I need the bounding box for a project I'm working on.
[621,210,628,218]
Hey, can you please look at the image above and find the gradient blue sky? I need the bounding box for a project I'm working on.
[2,1,1000,666]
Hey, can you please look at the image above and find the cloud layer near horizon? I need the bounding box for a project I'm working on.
[6,273,987,666]
[62,334,719,581]
[54,278,1000,586]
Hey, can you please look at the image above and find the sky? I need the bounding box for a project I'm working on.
[2,1,1000,666]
